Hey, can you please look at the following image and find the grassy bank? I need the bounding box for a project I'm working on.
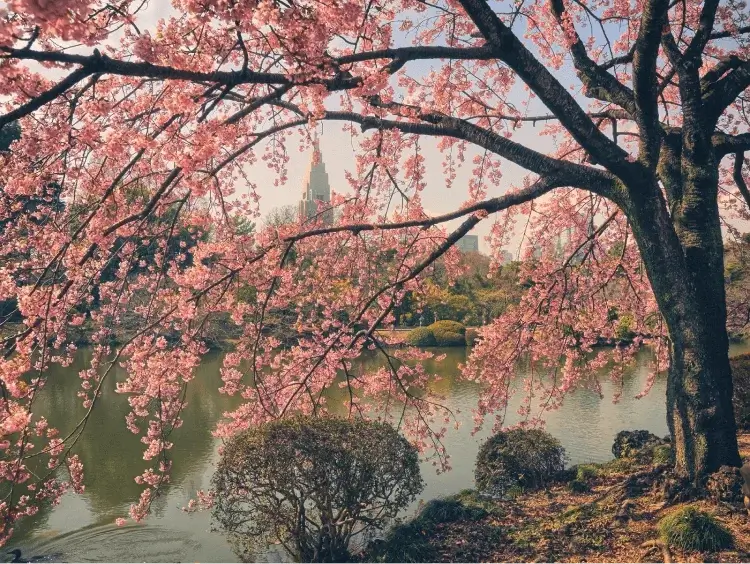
[361,434,750,563]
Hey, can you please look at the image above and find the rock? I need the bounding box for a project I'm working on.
[612,430,664,459]
[705,466,744,503]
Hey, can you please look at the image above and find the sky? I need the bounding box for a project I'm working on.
[256,122,554,255]
[11,1,745,255]
[0,0,559,255]
[130,1,559,256]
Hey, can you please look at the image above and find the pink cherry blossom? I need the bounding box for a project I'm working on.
[0,0,747,542]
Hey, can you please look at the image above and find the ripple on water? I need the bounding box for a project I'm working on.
[16,522,203,563]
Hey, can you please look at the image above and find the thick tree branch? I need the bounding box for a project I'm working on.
[548,0,636,115]
[707,24,750,41]
[684,0,720,59]
[632,0,669,168]
[700,55,744,93]
[458,0,636,183]
[0,45,500,129]
[1,45,497,100]
[601,46,636,70]
[283,176,565,243]
[322,109,616,196]
[703,60,750,125]
[223,86,293,126]
[0,66,93,130]
[470,109,631,124]
[713,132,750,156]
[0,47,291,85]
[335,45,494,66]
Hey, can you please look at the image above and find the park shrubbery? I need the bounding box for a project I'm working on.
[429,320,466,335]
[405,327,437,347]
[730,354,750,430]
[474,428,566,497]
[611,430,665,459]
[212,416,423,563]
[431,328,466,346]
[429,320,466,346]
[405,321,467,347]
[370,494,494,563]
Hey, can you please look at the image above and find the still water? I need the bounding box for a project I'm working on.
[9,342,750,562]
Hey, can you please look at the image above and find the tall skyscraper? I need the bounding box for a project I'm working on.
[555,226,574,258]
[299,139,333,224]
[456,234,480,253]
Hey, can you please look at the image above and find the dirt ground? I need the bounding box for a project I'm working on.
[407,433,750,563]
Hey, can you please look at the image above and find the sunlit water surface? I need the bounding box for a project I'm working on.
[9,342,750,562]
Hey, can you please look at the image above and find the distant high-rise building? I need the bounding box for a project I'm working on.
[299,139,333,224]
[554,226,574,258]
[456,234,479,253]
[499,250,514,264]
[531,241,543,259]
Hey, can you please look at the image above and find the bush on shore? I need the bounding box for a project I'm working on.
[366,494,494,563]
[213,417,423,563]
[405,327,437,347]
[404,321,467,347]
[475,428,567,496]
[611,430,665,459]
[428,320,466,335]
[431,328,466,346]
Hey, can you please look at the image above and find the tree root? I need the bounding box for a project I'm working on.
[605,466,667,504]
[613,499,636,525]
[640,539,672,563]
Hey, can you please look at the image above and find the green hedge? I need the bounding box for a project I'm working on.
[428,320,466,335]
[731,353,750,430]
[405,322,468,347]
[406,327,437,347]
[431,328,466,347]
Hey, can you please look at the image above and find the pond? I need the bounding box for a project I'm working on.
[8,341,750,562]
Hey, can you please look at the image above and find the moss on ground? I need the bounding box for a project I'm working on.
[657,506,733,552]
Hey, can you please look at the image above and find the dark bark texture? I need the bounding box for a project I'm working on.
[624,179,741,480]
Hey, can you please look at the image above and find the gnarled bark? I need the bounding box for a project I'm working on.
[625,177,741,481]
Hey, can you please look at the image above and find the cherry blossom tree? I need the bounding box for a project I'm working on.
[1,0,750,544]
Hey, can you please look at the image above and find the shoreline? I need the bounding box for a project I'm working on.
[3,321,747,353]
[360,432,750,563]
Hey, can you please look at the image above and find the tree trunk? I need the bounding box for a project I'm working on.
[666,320,741,481]
[625,181,742,481]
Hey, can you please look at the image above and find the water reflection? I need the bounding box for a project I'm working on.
[9,342,750,562]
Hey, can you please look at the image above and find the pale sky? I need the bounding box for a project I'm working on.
[129,1,557,255]
[1,0,555,255]
[22,1,749,256]
[255,124,553,255]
